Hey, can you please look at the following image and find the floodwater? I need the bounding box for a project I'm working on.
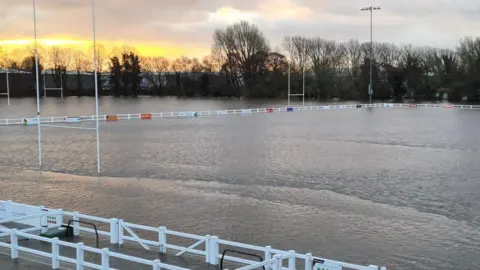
[0,97,479,270]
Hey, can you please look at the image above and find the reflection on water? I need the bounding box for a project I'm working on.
[1,97,480,269]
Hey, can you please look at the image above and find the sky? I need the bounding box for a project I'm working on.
[0,0,479,59]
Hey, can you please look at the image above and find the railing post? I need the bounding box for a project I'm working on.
[264,246,272,270]
[101,248,109,270]
[209,236,219,265]
[39,206,48,233]
[273,254,282,270]
[204,235,210,263]
[305,253,313,270]
[118,219,124,245]
[110,218,119,244]
[158,226,167,253]
[52,237,60,269]
[10,229,18,259]
[153,259,161,270]
[288,250,295,270]
[265,246,272,261]
[56,208,64,226]
[76,242,84,270]
[73,211,80,236]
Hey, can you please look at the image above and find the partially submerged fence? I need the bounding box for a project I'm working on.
[1,103,479,126]
[0,200,387,270]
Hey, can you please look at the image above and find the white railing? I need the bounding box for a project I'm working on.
[0,200,387,270]
[1,103,480,126]
[217,240,386,270]
[236,254,288,270]
[117,220,209,260]
[63,210,119,244]
[0,227,187,270]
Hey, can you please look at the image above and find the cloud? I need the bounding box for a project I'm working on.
[1,0,479,58]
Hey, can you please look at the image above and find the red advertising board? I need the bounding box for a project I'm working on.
[141,113,152,120]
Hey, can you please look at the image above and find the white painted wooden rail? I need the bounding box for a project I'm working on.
[1,103,479,126]
[0,200,387,270]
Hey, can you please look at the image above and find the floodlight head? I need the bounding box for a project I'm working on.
[361,7,371,11]
[373,6,381,10]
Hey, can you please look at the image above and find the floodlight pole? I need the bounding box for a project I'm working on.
[361,6,380,103]
[287,61,290,107]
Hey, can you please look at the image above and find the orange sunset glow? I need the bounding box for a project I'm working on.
[0,38,211,61]
[1,0,478,66]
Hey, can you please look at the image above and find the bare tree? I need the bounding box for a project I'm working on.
[88,43,107,73]
[23,43,46,72]
[457,37,480,75]
[190,58,203,73]
[4,48,24,72]
[25,43,47,58]
[376,42,401,67]
[72,50,91,92]
[171,56,192,90]
[308,38,347,98]
[0,47,6,69]
[172,56,191,74]
[281,36,310,72]
[141,56,170,93]
[47,46,72,88]
[210,44,239,86]
[202,55,219,74]
[345,39,363,72]
[309,38,346,69]
[73,50,91,72]
[87,43,107,91]
[343,39,364,97]
[214,20,270,88]
[264,52,288,73]
[398,45,425,98]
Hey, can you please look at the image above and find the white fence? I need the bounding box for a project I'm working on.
[0,228,186,270]
[0,200,387,270]
[1,103,479,126]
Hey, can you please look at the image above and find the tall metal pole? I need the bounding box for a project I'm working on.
[6,67,10,106]
[60,73,63,99]
[5,44,10,106]
[32,0,42,167]
[287,61,290,107]
[302,65,305,106]
[92,0,101,173]
[369,9,373,104]
[361,6,380,104]
[43,71,46,98]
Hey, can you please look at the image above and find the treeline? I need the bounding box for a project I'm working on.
[1,21,480,101]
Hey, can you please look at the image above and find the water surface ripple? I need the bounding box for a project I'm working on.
[1,97,479,269]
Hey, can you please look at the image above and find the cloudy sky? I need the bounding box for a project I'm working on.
[1,0,479,58]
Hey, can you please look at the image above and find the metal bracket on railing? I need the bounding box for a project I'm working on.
[66,219,99,246]
[220,249,264,270]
